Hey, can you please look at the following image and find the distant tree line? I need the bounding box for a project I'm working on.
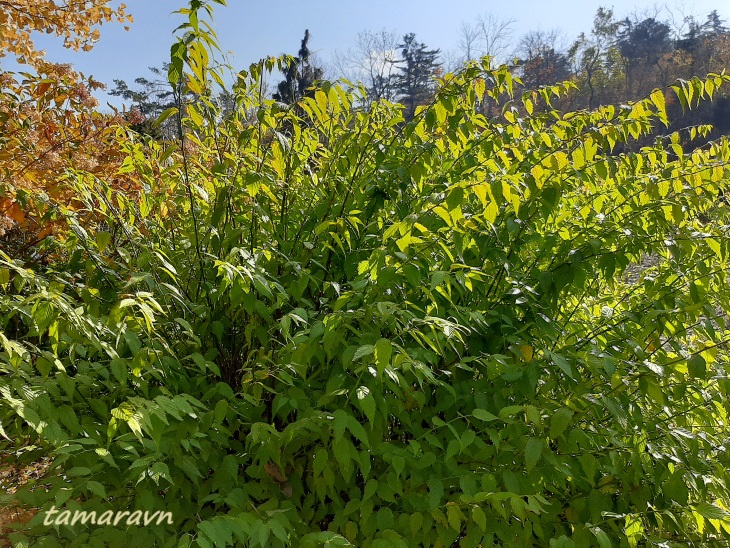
[111,7,730,132]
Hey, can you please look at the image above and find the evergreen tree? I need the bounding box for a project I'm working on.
[675,11,727,53]
[616,17,673,96]
[393,33,441,120]
[677,17,705,53]
[273,29,324,105]
[617,17,672,64]
[705,10,729,36]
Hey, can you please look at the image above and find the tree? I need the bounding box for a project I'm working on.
[569,8,622,109]
[272,29,324,105]
[660,11,730,144]
[456,13,514,67]
[618,17,673,62]
[333,29,400,107]
[705,10,729,36]
[0,0,132,66]
[0,63,135,257]
[515,29,571,90]
[393,33,441,120]
[110,66,179,119]
[0,0,135,252]
[675,10,729,63]
[617,16,673,95]
[109,64,196,140]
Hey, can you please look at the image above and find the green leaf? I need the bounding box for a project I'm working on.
[156,107,179,127]
[549,351,574,379]
[313,448,328,477]
[110,358,128,385]
[498,405,524,420]
[374,339,392,372]
[86,481,107,498]
[525,438,542,471]
[472,506,487,532]
[346,415,370,448]
[550,409,573,438]
[550,536,575,548]
[433,206,452,226]
[357,390,376,425]
[65,467,92,477]
[95,231,112,252]
[688,354,707,379]
[428,478,443,510]
[363,479,378,501]
[473,409,498,422]
[592,527,612,548]
[447,504,462,532]
[693,502,730,520]
[484,200,499,223]
[409,512,423,536]
[707,238,722,259]
[353,345,374,362]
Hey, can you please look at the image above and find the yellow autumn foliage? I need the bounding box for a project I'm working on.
[0,0,133,66]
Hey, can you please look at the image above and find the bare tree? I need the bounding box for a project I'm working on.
[456,13,515,67]
[332,28,400,106]
[516,29,567,60]
[457,20,482,63]
[514,29,571,89]
[440,49,463,74]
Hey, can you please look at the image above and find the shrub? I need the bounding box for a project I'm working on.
[3,2,730,546]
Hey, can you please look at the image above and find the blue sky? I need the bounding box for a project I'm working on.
[5,0,730,108]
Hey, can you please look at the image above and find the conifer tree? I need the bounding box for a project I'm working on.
[273,29,324,105]
[393,33,441,120]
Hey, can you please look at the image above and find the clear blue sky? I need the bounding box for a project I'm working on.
[6,0,730,108]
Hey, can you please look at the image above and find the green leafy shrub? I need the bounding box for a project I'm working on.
[3,2,730,546]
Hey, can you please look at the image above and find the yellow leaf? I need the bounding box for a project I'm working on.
[520,345,534,362]
[484,200,499,224]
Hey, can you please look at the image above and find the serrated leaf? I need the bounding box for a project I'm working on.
[694,502,729,520]
[358,393,376,425]
[549,352,574,379]
[353,345,374,362]
[485,200,499,223]
[313,448,328,477]
[624,514,643,548]
[707,238,722,259]
[363,479,378,501]
[498,405,524,420]
[428,478,443,510]
[346,415,370,448]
